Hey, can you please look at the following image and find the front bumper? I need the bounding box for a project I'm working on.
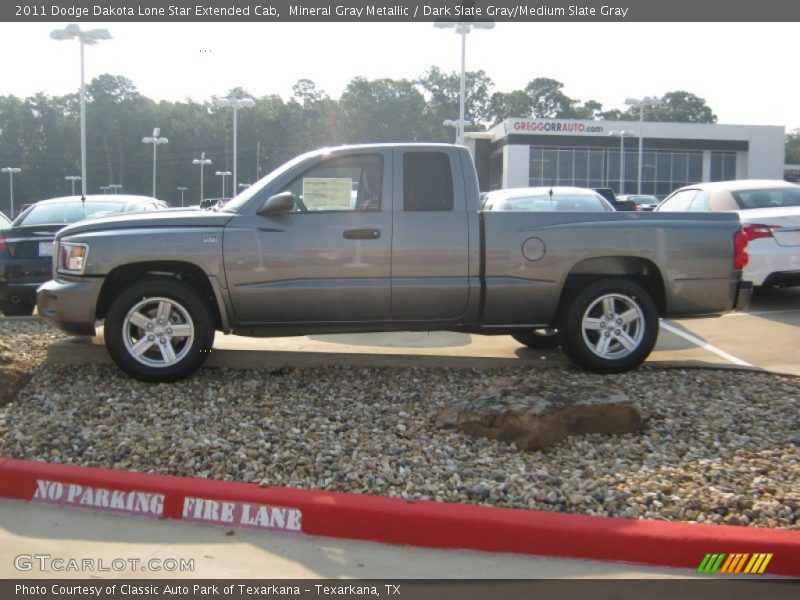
[36,277,104,336]
[734,279,753,312]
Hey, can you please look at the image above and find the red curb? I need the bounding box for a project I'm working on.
[1,457,798,576]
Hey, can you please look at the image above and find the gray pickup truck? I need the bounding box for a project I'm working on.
[38,144,751,382]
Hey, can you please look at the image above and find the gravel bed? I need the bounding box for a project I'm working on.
[1,319,798,529]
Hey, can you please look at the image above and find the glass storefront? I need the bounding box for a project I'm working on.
[528,146,710,197]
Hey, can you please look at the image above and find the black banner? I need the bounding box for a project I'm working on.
[4,580,800,600]
[3,0,800,22]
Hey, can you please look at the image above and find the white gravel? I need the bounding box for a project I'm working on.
[1,319,798,529]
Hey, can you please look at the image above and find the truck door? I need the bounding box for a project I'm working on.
[223,151,392,323]
[390,148,471,319]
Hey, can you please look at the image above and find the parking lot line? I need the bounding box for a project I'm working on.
[659,321,753,367]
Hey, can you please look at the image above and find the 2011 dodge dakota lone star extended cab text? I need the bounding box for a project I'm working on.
[37,144,752,382]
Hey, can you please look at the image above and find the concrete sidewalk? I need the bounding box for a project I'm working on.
[0,499,699,579]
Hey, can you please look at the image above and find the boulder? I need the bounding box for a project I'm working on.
[434,377,642,450]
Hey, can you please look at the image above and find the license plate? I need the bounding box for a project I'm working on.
[38,241,54,257]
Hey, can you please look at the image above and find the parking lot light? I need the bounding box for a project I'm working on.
[192,152,212,203]
[214,96,255,195]
[177,186,187,207]
[215,171,232,198]
[142,127,169,198]
[625,96,662,194]
[50,24,112,197]
[608,131,635,195]
[65,175,81,195]
[1,167,21,218]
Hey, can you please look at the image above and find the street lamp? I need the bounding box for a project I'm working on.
[177,186,187,207]
[625,96,662,194]
[141,127,168,198]
[213,96,255,194]
[608,130,635,194]
[99,185,111,194]
[109,184,122,194]
[434,19,494,145]
[192,152,212,203]
[215,171,232,198]
[50,24,112,197]
[1,167,21,218]
[443,119,472,144]
[65,175,81,195]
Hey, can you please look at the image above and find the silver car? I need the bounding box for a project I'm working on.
[482,186,615,212]
[656,180,800,287]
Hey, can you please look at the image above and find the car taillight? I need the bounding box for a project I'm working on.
[742,223,777,241]
[734,228,749,270]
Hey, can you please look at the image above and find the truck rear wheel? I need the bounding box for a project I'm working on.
[104,277,214,382]
[558,279,657,373]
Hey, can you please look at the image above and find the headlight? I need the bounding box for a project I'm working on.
[57,242,89,275]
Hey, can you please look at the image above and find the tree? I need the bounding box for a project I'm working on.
[488,90,534,124]
[339,77,428,143]
[416,66,494,135]
[787,132,800,164]
[622,91,717,123]
[524,78,577,118]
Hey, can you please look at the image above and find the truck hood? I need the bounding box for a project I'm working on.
[56,207,234,239]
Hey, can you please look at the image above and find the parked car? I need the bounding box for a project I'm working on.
[482,186,615,212]
[38,144,750,382]
[0,212,11,229]
[618,194,660,211]
[593,187,637,211]
[656,180,800,287]
[1,195,168,316]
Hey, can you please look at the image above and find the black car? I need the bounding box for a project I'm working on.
[0,195,168,316]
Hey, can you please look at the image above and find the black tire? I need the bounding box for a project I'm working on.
[512,328,560,349]
[104,277,215,382]
[557,278,658,374]
[1,300,35,316]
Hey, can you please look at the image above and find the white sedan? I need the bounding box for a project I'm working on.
[656,180,800,287]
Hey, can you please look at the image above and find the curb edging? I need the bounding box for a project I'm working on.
[1,458,798,576]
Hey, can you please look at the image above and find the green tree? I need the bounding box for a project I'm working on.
[785,132,800,164]
[416,66,494,136]
[622,91,717,123]
[339,77,428,143]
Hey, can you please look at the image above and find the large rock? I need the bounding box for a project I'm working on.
[435,376,642,450]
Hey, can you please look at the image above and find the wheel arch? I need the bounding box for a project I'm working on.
[559,256,666,316]
[95,261,227,331]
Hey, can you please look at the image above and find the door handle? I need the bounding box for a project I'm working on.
[343,228,380,240]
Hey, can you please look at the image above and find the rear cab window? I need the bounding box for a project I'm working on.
[402,152,454,212]
[733,187,800,209]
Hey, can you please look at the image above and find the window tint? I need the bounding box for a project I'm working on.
[732,187,800,209]
[284,154,383,212]
[657,189,698,212]
[403,152,454,212]
[19,201,127,226]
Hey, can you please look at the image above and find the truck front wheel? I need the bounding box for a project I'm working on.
[104,277,215,382]
[558,279,658,373]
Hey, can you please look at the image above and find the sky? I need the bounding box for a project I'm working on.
[1,21,798,131]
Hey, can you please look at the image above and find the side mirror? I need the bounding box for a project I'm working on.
[257,191,295,216]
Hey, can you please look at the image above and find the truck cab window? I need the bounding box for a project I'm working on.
[403,152,454,212]
[284,154,383,212]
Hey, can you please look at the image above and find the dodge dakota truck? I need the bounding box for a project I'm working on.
[37,144,751,382]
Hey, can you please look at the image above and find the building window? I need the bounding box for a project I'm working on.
[528,146,704,198]
[710,152,736,181]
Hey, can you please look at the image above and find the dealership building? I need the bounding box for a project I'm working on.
[466,118,786,197]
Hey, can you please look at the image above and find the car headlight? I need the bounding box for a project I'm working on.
[57,242,89,275]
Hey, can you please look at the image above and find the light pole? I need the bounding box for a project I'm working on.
[192,152,212,203]
[141,127,168,198]
[99,185,111,194]
[50,24,112,198]
[625,96,662,194]
[608,130,635,194]
[434,19,494,145]
[213,96,255,195]
[1,167,20,218]
[65,175,81,195]
[215,171,232,198]
[443,119,472,144]
[109,184,122,195]
[177,186,187,207]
